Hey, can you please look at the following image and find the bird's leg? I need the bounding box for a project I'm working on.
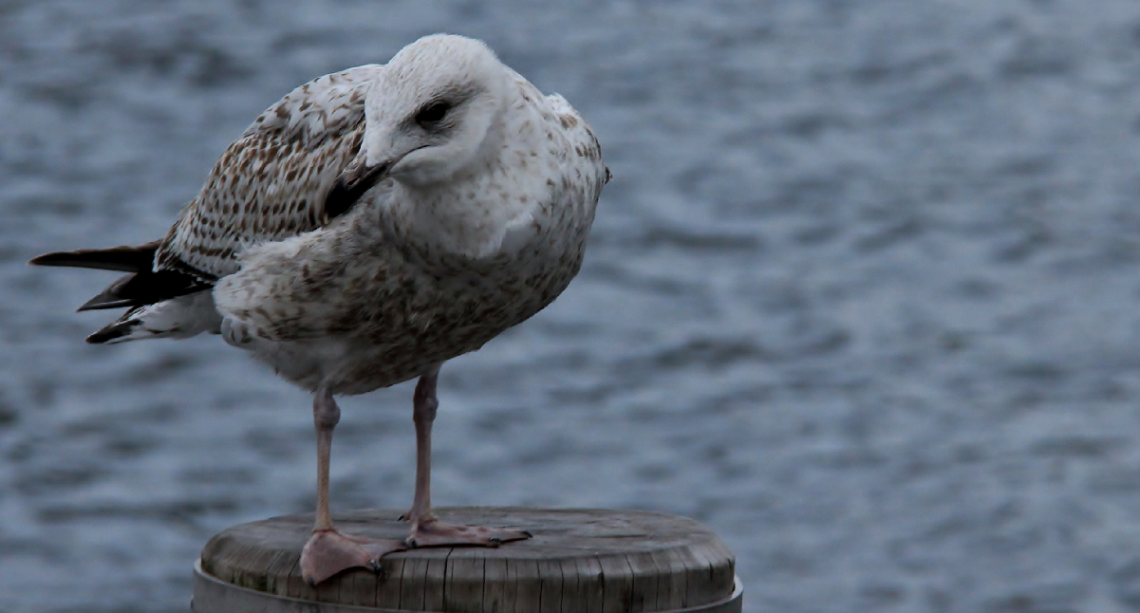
[404,366,439,522]
[400,367,533,549]
[300,388,405,585]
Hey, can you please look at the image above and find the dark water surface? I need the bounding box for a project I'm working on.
[5,1,1140,612]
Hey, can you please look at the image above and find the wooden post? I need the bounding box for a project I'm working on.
[193,507,742,613]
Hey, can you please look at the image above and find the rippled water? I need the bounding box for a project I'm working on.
[5,1,1140,612]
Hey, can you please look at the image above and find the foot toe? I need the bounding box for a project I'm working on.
[301,530,405,585]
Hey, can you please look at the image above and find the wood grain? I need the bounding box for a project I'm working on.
[198,507,736,612]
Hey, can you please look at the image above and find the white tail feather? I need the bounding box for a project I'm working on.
[89,291,222,344]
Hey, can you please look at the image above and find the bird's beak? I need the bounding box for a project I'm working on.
[324,159,392,220]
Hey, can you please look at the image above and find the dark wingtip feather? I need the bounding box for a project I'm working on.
[72,268,211,313]
[29,241,161,272]
[77,297,138,312]
[75,273,138,311]
[29,252,83,267]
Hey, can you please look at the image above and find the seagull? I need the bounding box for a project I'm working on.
[30,34,608,585]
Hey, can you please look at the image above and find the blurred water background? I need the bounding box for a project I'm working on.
[5,1,1140,611]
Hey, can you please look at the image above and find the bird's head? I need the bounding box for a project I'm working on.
[336,34,512,207]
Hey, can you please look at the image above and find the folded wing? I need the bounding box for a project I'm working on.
[156,64,385,280]
[30,65,386,342]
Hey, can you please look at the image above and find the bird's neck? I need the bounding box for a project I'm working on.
[388,96,544,261]
[388,165,525,261]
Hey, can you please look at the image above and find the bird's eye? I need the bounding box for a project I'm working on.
[415,101,452,127]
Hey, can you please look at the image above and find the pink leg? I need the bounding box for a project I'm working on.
[300,388,405,585]
[401,367,532,548]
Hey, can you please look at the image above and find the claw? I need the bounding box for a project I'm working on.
[489,537,502,544]
[521,530,534,538]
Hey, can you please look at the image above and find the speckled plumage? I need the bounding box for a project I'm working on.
[156,65,382,281]
[33,34,608,581]
[37,34,608,397]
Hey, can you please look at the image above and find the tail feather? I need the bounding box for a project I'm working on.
[84,292,223,344]
[86,308,145,344]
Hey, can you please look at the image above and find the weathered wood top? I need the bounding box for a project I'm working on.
[198,507,737,613]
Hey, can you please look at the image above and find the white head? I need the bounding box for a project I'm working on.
[340,35,512,200]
